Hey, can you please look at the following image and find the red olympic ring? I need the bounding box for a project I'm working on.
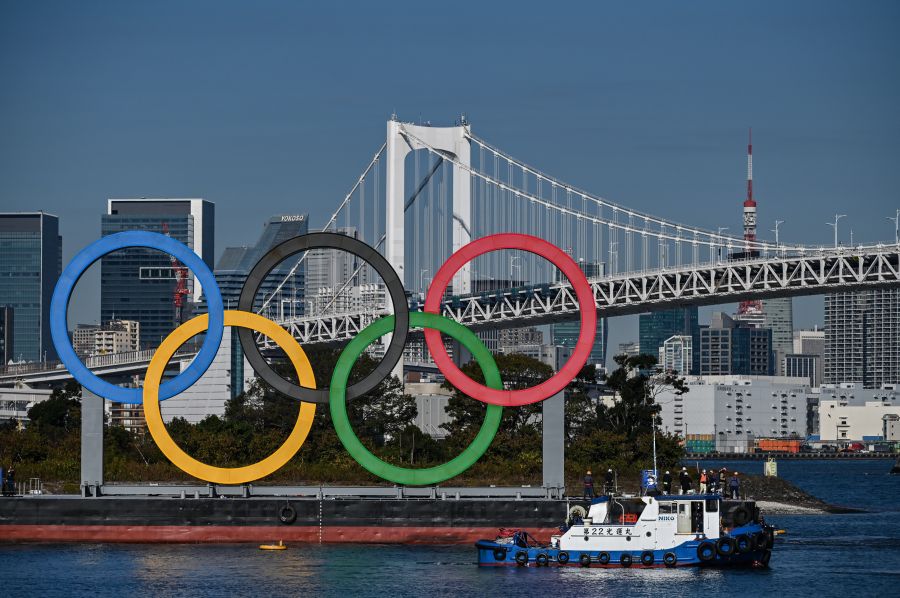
[423,233,597,407]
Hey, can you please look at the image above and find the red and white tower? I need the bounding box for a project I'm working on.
[738,128,763,316]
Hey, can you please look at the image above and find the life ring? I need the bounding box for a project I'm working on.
[598,552,611,565]
[493,548,507,562]
[732,506,751,527]
[536,553,549,567]
[640,551,655,566]
[620,553,633,568]
[580,553,592,567]
[753,532,769,551]
[515,551,529,566]
[663,552,677,567]
[568,505,588,523]
[716,537,736,557]
[557,551,570,564]
[278,504,296,525]
[697,542,716,562]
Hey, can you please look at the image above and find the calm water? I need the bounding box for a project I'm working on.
[1,460,898,598]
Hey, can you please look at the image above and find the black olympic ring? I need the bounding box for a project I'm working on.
[237,232,409,403]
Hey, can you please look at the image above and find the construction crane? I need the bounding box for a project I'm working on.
[161,222,191,324]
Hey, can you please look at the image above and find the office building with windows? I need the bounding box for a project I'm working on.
[638,306,699,371]
[783,353,822,388]
[211,214,308,398]
[699,312,774,376]
[552,261,608,367]
[101,199,214,349]
[660,335,692,374]
[825,289,900,387]
[0,306,13,364]
[0,213,61,362]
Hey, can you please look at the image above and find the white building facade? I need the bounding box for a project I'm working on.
[657,375,813,451]
[817,383,900,441]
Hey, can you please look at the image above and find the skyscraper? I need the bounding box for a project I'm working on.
[0,213,61,362]
[660,335,692,374]
[638,306,699,370]
[213,214,309,398]
[699,312,773,376]
[215,214,309,313]
[762,297,794,354]
[552,261,608,367]
[101,199,214,349]
[305,226,369,314]
[825,289,900,387]
[0,306,13,364]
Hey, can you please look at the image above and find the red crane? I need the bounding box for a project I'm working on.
[161,223,190,324]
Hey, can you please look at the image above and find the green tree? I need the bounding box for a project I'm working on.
[601,354,687,438]
[27,381,81,433]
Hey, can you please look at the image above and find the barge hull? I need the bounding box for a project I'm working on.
[0,496,567,544]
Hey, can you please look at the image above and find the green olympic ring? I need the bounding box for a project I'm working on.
[329,312,503,486]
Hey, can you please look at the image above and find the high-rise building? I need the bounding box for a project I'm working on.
[699,312,773,376]
[824,289,900,387]
[0,213,61,362]
[552,261,608,367]
[0,306,13,364]
[93,320,140,355]
[762,297,794,354]
[72,324,100,358]
[794,328,825,356]
[786,328,825,388]
[212,214,309,398]
[101,199,214,349]
[306,227,369,312]
[783,354,822,388]
[660,335,692,374]
[214,214,309,314]
[638,306,699,369]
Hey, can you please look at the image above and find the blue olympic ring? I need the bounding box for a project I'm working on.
[50,231,223,404]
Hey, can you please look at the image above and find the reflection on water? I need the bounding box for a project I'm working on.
[1,461,898,597]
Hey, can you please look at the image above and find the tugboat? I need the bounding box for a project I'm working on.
[476,494,775,568]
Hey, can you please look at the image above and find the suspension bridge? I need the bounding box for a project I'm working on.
[256,118,900,349]
[2,117,898,387]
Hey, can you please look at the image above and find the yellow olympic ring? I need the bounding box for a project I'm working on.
[143,310,316,484]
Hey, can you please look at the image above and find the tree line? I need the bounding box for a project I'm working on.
[0,351,686,491]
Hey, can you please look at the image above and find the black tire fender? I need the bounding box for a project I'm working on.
[620,553,633,568]
[754,532,769,551]
[598,552,611,565]
[278,503,296,525]
[697,541,716,562]
[515,551,529,566]
[493,548,507,562]
[557,551,570,564]
[735,534,752,554]
[663,552,677,567]
[716,537,736,557]
[732,506,751,527]
[579,553,592,567]
[536,553,549,566]
[640,551,654,566]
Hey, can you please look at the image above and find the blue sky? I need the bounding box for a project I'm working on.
[1,1,898,360]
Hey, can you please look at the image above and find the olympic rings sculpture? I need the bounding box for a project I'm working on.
[50,230,595,486]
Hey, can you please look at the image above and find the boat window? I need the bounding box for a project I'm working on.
[603,498,647,525]
[705,499,719,512]
[658,502,675,514]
